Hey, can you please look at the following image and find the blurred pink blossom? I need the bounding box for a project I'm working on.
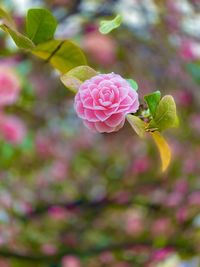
[176,207,188,223]
[175,90,193,107]
[48,206,68,221]
[151,218,172,236]
[188,192,200,205]
[62,256,81,267]
[174,179,188,194]
[131,156,150,174]
[41,244,57,255]
[152,248,173,262]
[179,39,200,61]
[82,31,117,65]
[0,66,21,106]
[165,192,183,208]
[0,114,26,144]
[190,114,200,133]
[36,133,55,158]
[124,210,144,236]
[99,252,114,264]
[51,161,68,180]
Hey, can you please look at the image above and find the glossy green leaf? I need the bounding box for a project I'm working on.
[60,66,98,92]
[150,131,171,172]
[126,114,146,138]
[144,90,161,116]
[0,8,35,49]
[26,8,57,45]
[147,95,179,132]
[32,39,87,73]
[126,79,138,91]
[99,14,123,34]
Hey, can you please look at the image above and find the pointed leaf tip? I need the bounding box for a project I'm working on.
[150,131,171,172]
[99,14,123,34]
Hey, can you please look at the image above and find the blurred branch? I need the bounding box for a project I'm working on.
[19,196,162,220]
[0,238,195,263]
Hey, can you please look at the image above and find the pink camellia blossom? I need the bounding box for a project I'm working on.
[74,73,139,133]
[0,67,21,106]
[0,114,26,144]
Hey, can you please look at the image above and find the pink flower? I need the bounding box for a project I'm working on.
[131,156,150,174]
[124,210,144,236]
[62,256,81,267]
[179,39,200,61]
[74,73,139,133]
[0,67,21,106]
[0,114,26,144]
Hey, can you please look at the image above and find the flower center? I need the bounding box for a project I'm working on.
[98,87,114,107]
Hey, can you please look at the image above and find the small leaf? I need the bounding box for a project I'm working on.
[99,14,123,34]
[60,75,82,93]
[144,90,161,116]
[32,39,87,73]
[150,131,171,172]
[147,95,179,132]
[126,114,146,138]
[0,8,35,49]
[61,66,97,92]
[126,79,138,91]
[26,8,57,45]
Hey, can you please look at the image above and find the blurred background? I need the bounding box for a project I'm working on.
[0,0,200,266]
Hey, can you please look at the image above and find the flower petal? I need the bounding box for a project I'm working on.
[105,113,124,127]
[95,122,114,133]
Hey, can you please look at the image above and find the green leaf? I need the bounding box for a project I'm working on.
[0,8,35,49]
[147,95,179,132]
[66,65,98,81]
[99,14,123,34]
[26,8,57,45]
[60,76,82,93]
[126,79,138,91]
[126,114,146,138]
[144,90,161,116]
[150,131,171,172]
[32,39,87,73]
[1,24,35,49]
[60,66,98,92]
